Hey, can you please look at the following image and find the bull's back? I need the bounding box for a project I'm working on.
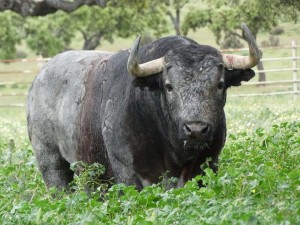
[27,50,113,163]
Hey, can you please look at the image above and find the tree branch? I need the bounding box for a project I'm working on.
[178,0,189,9]
[166,11,176,24]
[228,30,245,40]
[45,0,97,12]
[0,0,13,9]
[0,0,107,16]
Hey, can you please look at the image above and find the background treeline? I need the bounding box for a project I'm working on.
[0,0,299,59]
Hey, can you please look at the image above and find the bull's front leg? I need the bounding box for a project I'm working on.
[102,120,144,189]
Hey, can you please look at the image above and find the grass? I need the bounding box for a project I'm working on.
[0,19,299,224]
[0,97,299,224]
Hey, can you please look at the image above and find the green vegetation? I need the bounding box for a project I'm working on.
[0,0,299,58]
[0,11,23,59]
[182,0,299,43]
[0,1,299,224]
[0,1,169,58]
[0,96,299,224]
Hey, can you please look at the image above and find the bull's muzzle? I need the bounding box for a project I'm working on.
[180,121,212,141]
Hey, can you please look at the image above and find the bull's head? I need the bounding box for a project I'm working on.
[127,23,261,162]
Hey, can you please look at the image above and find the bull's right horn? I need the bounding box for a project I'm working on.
[222,23,261,69]
[127,36,164,77]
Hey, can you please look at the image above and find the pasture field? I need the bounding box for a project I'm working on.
[0,95,299,224]
[0,20,299,225]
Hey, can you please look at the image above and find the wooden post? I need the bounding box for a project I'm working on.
[292,41,298,100]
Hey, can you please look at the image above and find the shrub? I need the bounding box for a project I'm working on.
[221,35,244,49]
[140,32,155,46]
[261,40,270,47]
[15,50,27,59]
[270,26,285,35]
[269,35,280,46]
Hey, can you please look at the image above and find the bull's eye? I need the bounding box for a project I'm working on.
[217,81,224,90]
[218,63,224,71]
[165,83,173,92]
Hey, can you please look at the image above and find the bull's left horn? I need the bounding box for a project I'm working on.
[127,36,164,77]
[222,23,261,69]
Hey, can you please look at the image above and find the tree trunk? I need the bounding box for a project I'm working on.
[174,9,181,35]
[257,61,266,84]
[167,8,181,35]
[241,31,266,85]
[82,32,102,50]
[256,50,266,86]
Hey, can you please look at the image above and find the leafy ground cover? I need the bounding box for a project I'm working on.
[0,96,299,224]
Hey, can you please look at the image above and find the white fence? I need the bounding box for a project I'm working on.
[0,42,299,107]
[222,41,299,97]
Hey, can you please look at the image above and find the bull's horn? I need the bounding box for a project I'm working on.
[127,36,164,77]
[222,23,261,69]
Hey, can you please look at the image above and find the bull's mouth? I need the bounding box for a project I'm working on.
[175,139,210,162]
[183,140,209,152]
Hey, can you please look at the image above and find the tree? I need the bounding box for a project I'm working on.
[0,0,152,16]
[69,6,116,50]
[0,0,192,36]
[182,0,299,82]
[279,0,300,10]
[1,0,168,57]
[25,11,75,57]
[69,3,168,50]
[165,0,190,35]
[0,0,106,16]
[0,11,23,59]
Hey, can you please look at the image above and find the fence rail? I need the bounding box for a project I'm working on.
[0,42,299,107]
[0,58,51,63]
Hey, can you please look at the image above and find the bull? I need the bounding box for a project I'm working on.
[27,23,261,190]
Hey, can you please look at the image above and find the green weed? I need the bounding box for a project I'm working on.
[0,121,299,224]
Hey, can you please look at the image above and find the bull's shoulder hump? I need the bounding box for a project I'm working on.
[49,50,113,65]
[36,50,113,82]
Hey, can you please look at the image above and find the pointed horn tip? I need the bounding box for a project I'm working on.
[128,35,142,76]
[241,23,262,63]
[132,35,142,50]
[128,35,164,77]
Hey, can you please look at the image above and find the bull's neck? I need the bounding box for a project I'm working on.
[131,85,181,159]
[131,87,165,131]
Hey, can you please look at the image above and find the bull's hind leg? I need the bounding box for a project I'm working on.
[32,139,74,190]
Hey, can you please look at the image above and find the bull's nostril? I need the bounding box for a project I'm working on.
[183,124,192,135]
[201,125,210,135]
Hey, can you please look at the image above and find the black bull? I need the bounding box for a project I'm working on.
[27,25,260,190]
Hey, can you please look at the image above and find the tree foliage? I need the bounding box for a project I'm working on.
[68,3,168,50]
[182,0,299,43]
[0,0,168,57]
[182,0,299,82]
[164,0,191,35]
[25,11,75,57]
[0,0,156,16]
[0,11,23,59]
[68,6,116,50]
[0,0,105,16]
[1,0,299,58]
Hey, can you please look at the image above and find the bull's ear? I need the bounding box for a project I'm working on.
[132,74,161,91]
[225,68,255,88]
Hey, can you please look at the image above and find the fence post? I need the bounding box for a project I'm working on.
[37,55,43,69]
[292,41,298,100]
